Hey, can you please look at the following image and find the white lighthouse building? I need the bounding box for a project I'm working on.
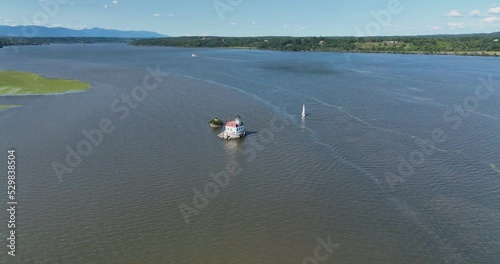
[218,116,246,139]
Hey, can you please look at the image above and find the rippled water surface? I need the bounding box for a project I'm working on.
[1,44,500,263]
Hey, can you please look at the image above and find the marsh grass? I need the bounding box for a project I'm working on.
[0,70,91,95]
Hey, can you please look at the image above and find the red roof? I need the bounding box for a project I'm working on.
[226,121,239,127]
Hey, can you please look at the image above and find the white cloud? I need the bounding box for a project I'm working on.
[427,25,441,30]
[445,10,462,17]
[448,22,465,29]
[50,24,88,30]
[168,14,175,17]
[251,21,256,25]
[99,26,116,30]
[469,9,481,17]
[153,13,161,17]
[112,0,118,4]
[482,16,500,23]
[103,4,108,8]
[0,17,15,26]
[488,6,500,14]
[229,22,237,26]
[281,24,308,30]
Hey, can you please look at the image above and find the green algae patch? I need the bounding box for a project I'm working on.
[0,70,91,95]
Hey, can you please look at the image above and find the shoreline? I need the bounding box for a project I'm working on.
[131,44,500,57]
[3,42,499,57]
[130,34,500,57]
[0,89,89,97]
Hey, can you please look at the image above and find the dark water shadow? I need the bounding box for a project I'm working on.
[244,130,259,137]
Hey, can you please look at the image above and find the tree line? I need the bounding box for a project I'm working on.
[0,37,133,48]
[130,33,500,56]
[2,34,499,56]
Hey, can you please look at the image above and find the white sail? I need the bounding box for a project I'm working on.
[302,104,306,117]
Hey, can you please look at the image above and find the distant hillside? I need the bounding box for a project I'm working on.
[0,37,137,48]
[131,33,500,56]
[0,25,166,38]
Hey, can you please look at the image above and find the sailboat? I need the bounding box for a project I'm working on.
[302,104,306,117]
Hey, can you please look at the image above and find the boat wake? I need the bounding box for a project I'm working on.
[223,73,462,156]
[203,56,247,62]
[470,111,499,121]
[222,73,500,184]
[489,163,500,174]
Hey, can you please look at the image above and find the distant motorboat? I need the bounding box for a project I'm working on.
[191,53,198,57]
[302,104,306,117]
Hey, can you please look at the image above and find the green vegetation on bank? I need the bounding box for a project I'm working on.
[0,70,91,95]
[0,105,21,110]
[0,37,134,48]
[130,33,500,56]
[209,117,223,126]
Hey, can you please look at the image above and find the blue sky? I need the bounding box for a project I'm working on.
[1,0,499,36]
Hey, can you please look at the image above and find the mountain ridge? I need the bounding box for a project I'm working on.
[0,25,166,38]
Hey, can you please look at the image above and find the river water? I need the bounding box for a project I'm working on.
[1,44,500,263]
